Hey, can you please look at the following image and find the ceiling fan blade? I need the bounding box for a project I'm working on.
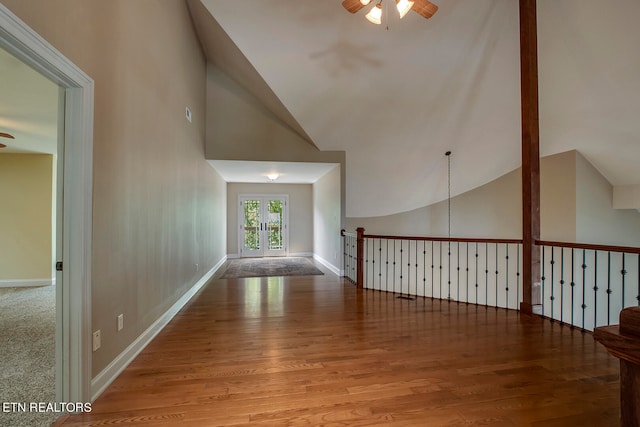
[413,0,438,19]
[0,132,15,139]
[0,143,6,148]
[342,0,366,14]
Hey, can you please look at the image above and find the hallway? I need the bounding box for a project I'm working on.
[56,272,619,426]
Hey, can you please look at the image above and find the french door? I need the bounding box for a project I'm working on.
[239,195,288,257]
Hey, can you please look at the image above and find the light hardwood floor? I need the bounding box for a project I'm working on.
[55,267,620,426]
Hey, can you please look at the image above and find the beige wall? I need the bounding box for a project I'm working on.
[227,183,313,256]
[576,152,640,246]
[540,150,577,242]
[2,0,227,376]
[0,154,53,281]
[313,165,341,269]
[205,63,347,228]
[346,164,521,239]
[347,150,639,246]
[206,65,341,164]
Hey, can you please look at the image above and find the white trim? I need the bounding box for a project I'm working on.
[313,254,340,276]
[289,252,314,258]
[90,258,225,400]
[0,4,94,402]
[0,279,55,288]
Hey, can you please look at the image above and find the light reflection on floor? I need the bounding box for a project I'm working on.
[243,277,284,318]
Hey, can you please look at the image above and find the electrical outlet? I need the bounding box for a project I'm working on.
[117,314,124,331]
[92,330,101,352]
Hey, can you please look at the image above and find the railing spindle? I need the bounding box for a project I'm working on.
[365,238,369,288]
[414,240,419,297]
[620,253,627,308]
[439,242,443,300]
[400,239,404,295]
[594,251,598,328]
[517,245,520,311]
[447,240,451,299]
[607,251,611,325]
[378,239,382,291]
[541,245,546,318]
[431,240,438,300]
[570,248,575,328]
[475,242,479,305]
[560,248,565,325]
[386,239,389,292]
[495,244,499,309]
[456,242,460,301]
[466,242,470,304]
[582,249,587,330]
[485,242,489,306]
[506,244,510,309]
[423,241,427,297]
[550,246,555,322]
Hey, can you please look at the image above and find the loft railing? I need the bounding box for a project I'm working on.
[362,234,524,310]
[537,240,640,331]
[343,228,523,310]
[341,228,640,331]
[341,230,357,284]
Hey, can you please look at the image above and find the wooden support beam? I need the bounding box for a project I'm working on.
[519,0,541,314]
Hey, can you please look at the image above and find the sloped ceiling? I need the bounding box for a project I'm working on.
[190,0,640,217]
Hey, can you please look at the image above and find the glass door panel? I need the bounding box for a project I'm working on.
[242,199,262,257]
[265,199,284,256]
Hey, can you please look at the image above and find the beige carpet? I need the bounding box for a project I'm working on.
[221,257,324,279]
[0,285,57,427]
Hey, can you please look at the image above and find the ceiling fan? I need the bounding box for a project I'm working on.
[342,0,438,24]
[0,132,15,149]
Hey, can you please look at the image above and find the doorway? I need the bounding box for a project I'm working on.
[239,195,288,257]
[0,4,94,402]
[0,44,60,424]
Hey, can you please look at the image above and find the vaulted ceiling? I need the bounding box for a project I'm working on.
[194,0,640,217]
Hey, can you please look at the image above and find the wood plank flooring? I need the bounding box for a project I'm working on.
[56,269,620,426]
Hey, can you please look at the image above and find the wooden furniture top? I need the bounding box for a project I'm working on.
[594,307,640,365]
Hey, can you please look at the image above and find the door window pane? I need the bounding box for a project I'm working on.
[267,200,283,250]
[243,200,261,251]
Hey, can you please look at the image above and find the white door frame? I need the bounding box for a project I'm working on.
[238,194,288,258]
[0,5,94,402]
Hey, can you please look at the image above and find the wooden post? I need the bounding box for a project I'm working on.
[519,0,542,314]
[356,227,365,289]
[594,307,640,426]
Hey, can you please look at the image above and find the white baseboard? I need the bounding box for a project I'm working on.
[313,254,340,276]
[90,256,226,401]
[289,252,314,257]
[0,278,54,288]
[230,253,314,259]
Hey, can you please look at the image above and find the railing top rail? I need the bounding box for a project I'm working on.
[362,234,523,245]
[340,229,357,237]
[537,240,640,255]
[342,231,640,254]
